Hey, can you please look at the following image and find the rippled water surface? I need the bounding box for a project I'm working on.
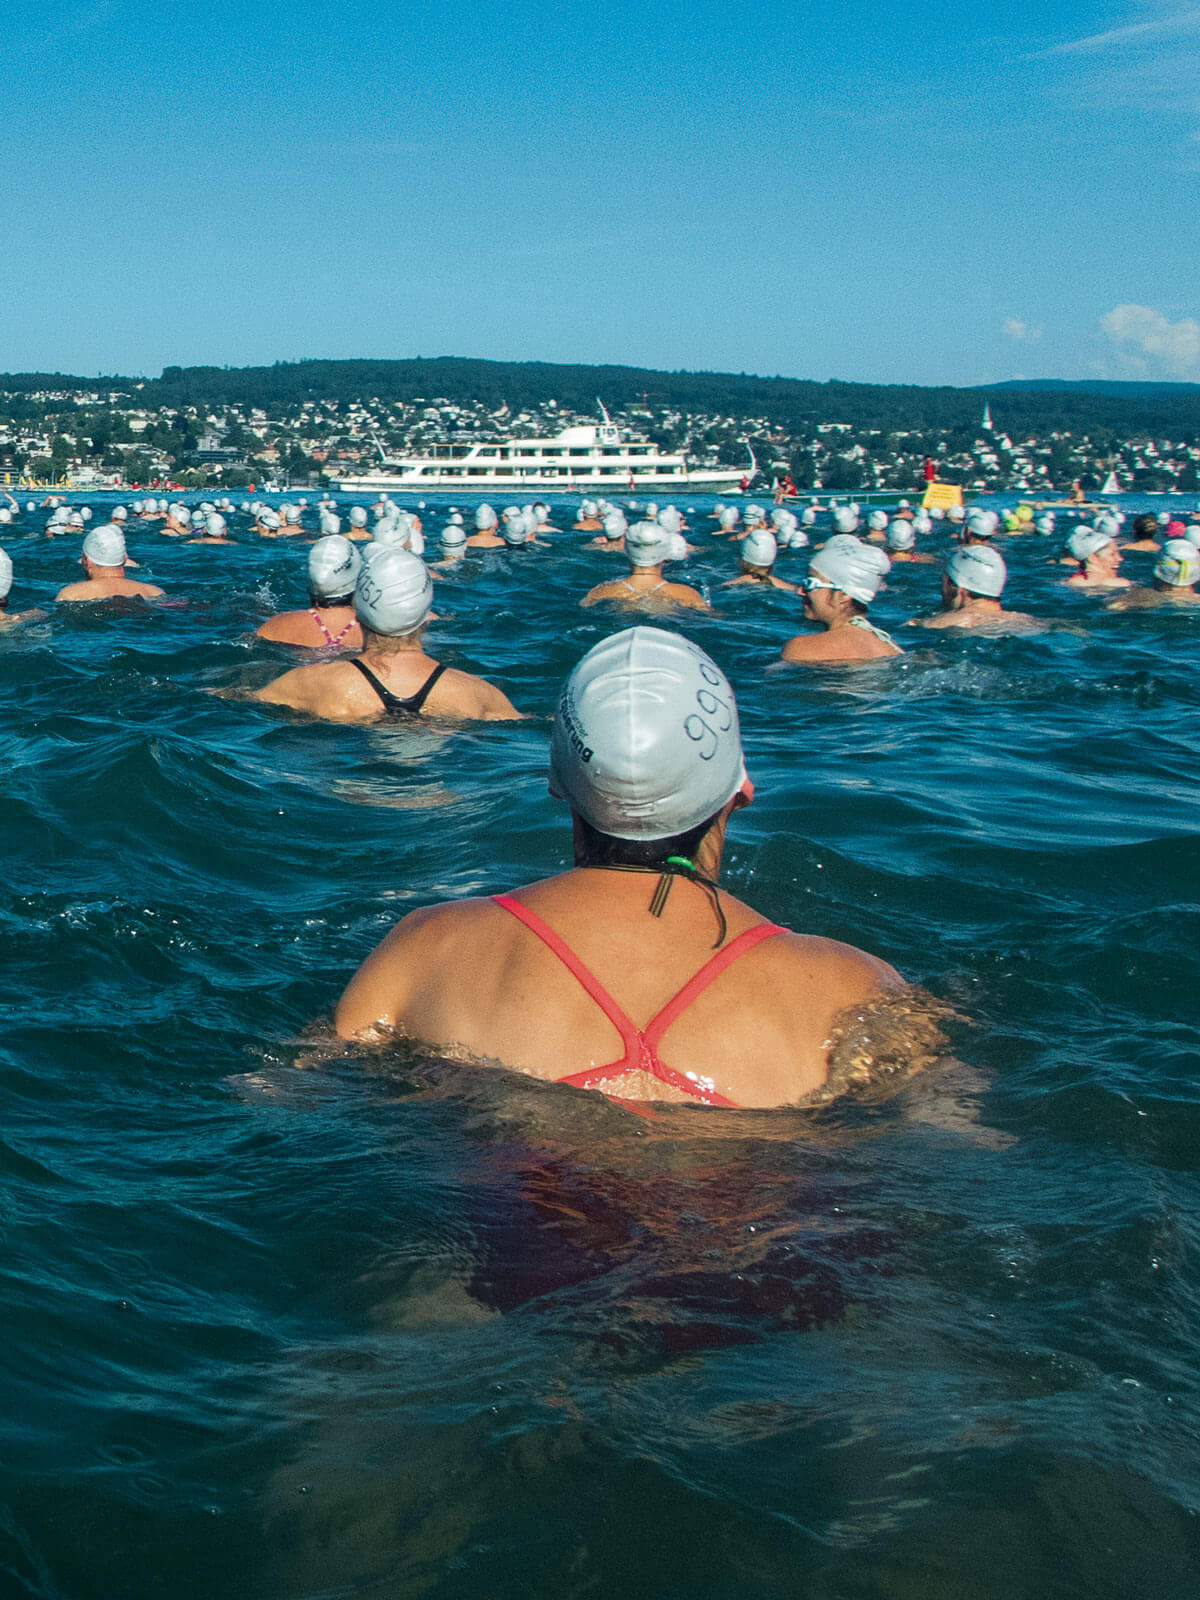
[3,497,1199,1598]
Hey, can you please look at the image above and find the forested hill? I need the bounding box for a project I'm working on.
[5,358,1200,435]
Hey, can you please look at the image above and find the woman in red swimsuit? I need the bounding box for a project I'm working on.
[336,628,900,1109]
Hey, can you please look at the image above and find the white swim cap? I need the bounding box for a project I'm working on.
[948,504,965,522]
[1183,524,1200,549]
[742,528,777,567]
[371,518,407,549]
[718,507,740,529]
[0,547,11,600]
[319,509,342,536]
[285,504,303,525]
[669,531,689,561]
[349,506,368,528]
[0,508,10,525]
[810,539,890,604]
[68,511,84,529]
[205,513,227,537]
[501,514,530,546]
[1155,539,1200,587]
[868,510,888,532]
[441,521,467,548]
[191,509,206,526]
[744,504,767,525]
[602,510,627,539]
[1067,528,1114,563]
[308,535,362,600]
[657,506,682,535]
[355,548,433,635]
[625,520,673,566]
[801,506,817,526]
[581,500,598,518]
[831,506,860,535]
[83,524,126,566]
[886,523,916,552]
[110,505,128,522]
[1035,515,1055,535]
[1094,515,1119,537]
[1157,512,1171,527]
[947,544,1007,598]
[447,511,464,525]
[475,503,497,530]
[260,509,281,531]
[549,627,747,842]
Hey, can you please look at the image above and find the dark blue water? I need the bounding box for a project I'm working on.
[3,497,1199,1599]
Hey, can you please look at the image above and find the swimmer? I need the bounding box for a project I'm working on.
[573,499,604,531]
[781,538,900,662]
[255,508,284,538]
[345,507,371,541]
[162,503,192,536]
[581,521,708,609]
[466,504,505,549]
[1064,528,1130,590]
[585,508,628,552]
[886,522,934,564]
[866,510,889,544]
[1121,513,1161,553]
[187,513,234,545]
[1107,540,1200,609]
[335,627,902,1107]
[0,548,47,628]
[910,545,1042,633]
[256,536,365,649]
[253,548,520,721]
[722,528,797,591]
[55,526,164,602]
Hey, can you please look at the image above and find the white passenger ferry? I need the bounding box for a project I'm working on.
[331,407,755,495]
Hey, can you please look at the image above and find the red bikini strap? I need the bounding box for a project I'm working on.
[491,894,641,1059]
[642,923,783,1051]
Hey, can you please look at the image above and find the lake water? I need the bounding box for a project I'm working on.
[2,495,1199,1598]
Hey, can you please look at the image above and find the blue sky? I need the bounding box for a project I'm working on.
[2,0,1196,385]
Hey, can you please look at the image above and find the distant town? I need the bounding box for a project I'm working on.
[1,359,1197,495]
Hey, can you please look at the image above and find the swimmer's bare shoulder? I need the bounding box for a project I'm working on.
[336,897,496,1039]
[426,668,522,720]
[252,659,369,718]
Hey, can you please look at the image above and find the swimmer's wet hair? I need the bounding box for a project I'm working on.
[575,812,715,870]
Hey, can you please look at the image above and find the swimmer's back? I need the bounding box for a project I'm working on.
[336,869,899,1107]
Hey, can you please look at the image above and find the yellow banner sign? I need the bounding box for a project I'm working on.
[922,481,964,510]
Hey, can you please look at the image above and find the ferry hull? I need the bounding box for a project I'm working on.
[330,468,749,495]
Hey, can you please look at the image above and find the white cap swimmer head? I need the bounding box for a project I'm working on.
[669,531,689,561]
[868,510,889,532]
[742,528,777,567]
[657,506,682,535]
[475,504,497,531]
[744,504,767,526]
[441,521,467,549]
[718,507,740,530]
[349,506,369,529]
[83,524,126,566]
[1155,539,1200,588]
[603,510,627,539]
[625,520,673,567]
[886,522,916,552]
[308,535,362,601]
[549,627,748,842]
[110,505,128,522]
[354,548,433,636]
[1067,528,1115,563]
[946,544,1007,598]
[1184,524,1200,549]
[0,547,11,600]
[205,513,227,538]
[319,509,342,536]
[801,506,818,526]
[831,506,860,535]
[501,511,530,546]
[809,539,890,604]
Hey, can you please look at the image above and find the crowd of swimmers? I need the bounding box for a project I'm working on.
[2,487,1196,1108]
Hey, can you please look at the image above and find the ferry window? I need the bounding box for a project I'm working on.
[569,448,590,456]
[601,448,620,457]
